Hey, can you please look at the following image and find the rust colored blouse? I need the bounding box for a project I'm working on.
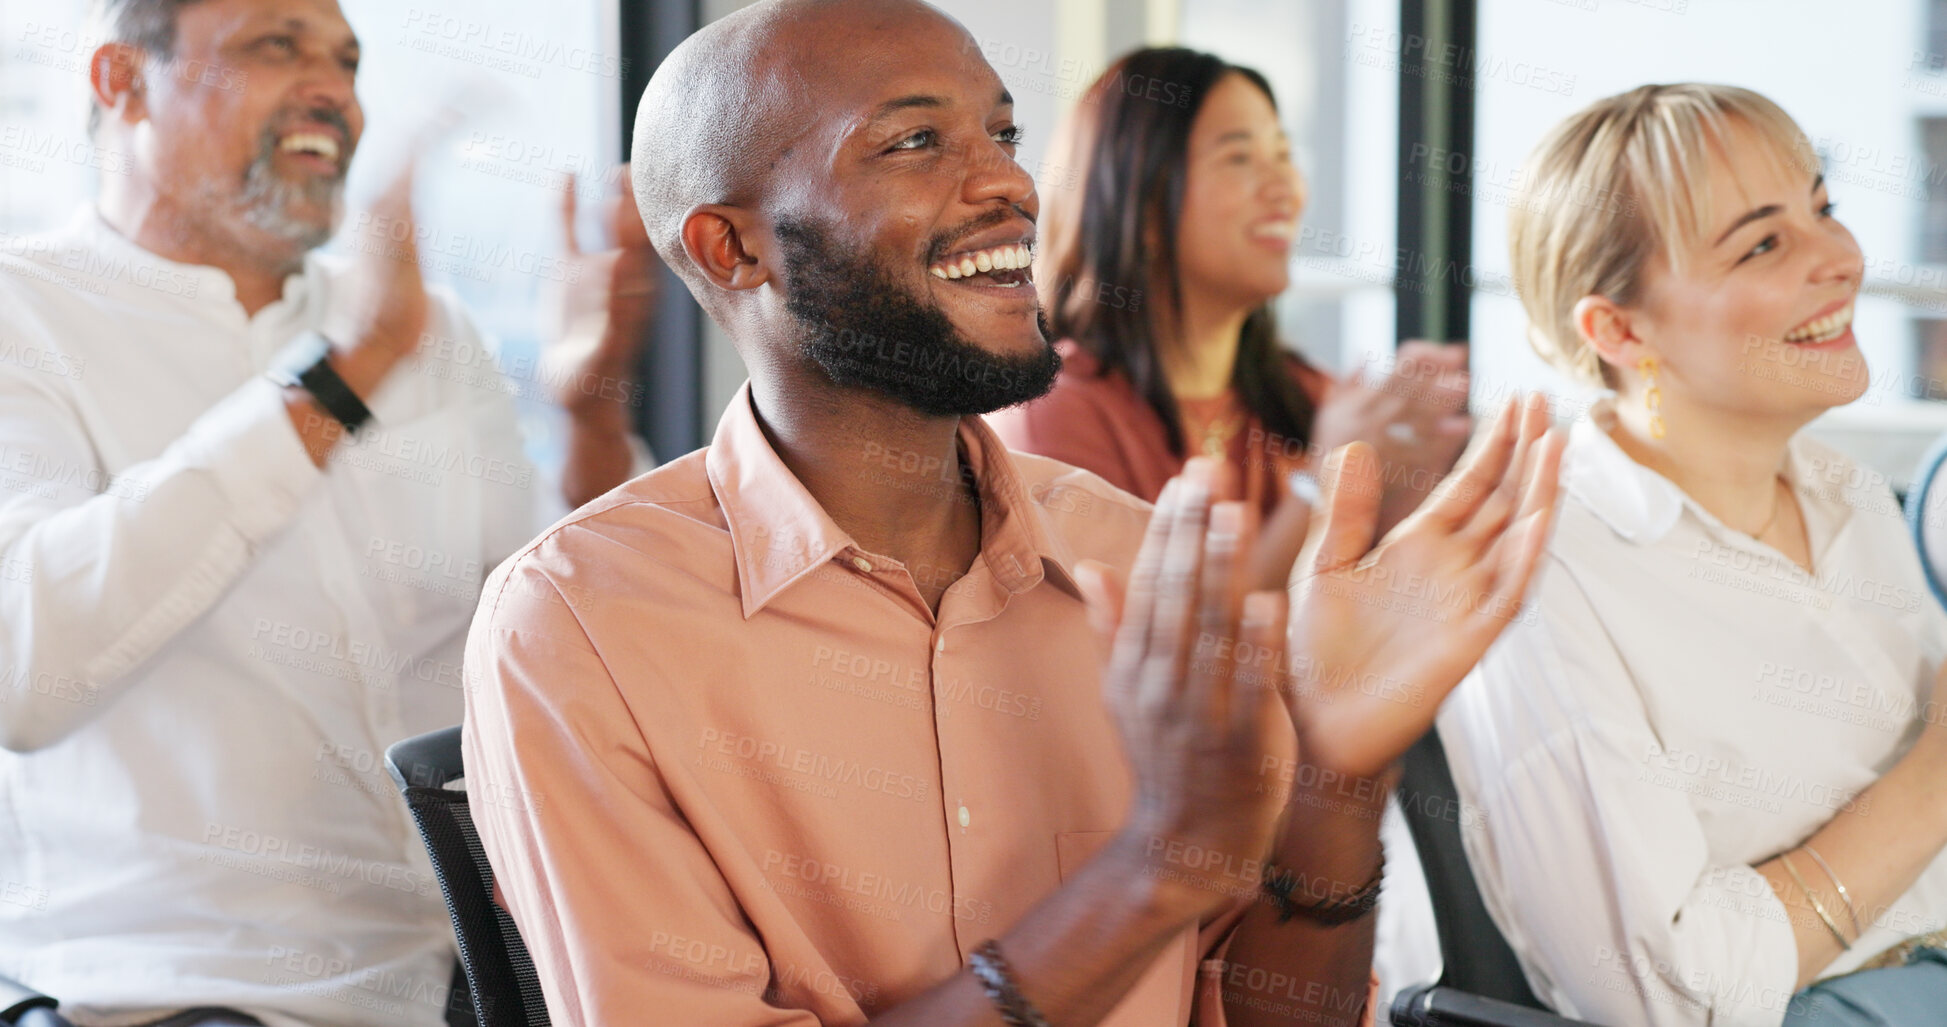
[985,340,1333,515]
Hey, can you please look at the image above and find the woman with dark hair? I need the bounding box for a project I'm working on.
[989,47,1470,530]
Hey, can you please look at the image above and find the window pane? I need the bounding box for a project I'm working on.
[1179,0,1400,374]
[1930,0,1947,72]
[1922,116,1947,262]
[1,0,102,234]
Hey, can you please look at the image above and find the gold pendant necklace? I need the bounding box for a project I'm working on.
[1197,411,1247,460]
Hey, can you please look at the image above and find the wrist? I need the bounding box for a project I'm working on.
[331,336,412,402]
[1104,826,1261,924]
[1905,725,1947,774]
[1265,793,1383,893]
[1275,759,1393,823]
[269,333,381,442]
[1261,849,1385,928]
[556,345,642,418]
[560,388,640,425]
[594,323,646,375]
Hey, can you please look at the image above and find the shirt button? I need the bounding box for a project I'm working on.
[935,638,946,653]
[957,804,971,828]
[851,557,873,573]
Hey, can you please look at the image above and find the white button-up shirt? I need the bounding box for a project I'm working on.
[0,209,547,1027]
[1437,401,1947,1027]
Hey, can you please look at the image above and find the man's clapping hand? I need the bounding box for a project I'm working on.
[1075,461,1295,910]
[1072,394,1563,912]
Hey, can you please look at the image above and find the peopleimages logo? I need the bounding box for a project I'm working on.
[0,125,133,176]
[1344,24,1577,97]
[760,849,995,925]
[0,232,201,298]
[398,9,630,79]
[15,21,248,93]
[200,823,435,897]
[696,729,930,802]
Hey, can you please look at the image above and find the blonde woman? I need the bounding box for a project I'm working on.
[1437,84,1947,1026]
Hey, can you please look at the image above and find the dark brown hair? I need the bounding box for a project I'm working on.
[1040,47,1315,456]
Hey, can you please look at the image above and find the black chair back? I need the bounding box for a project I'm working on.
[1401,736,1596,1021]
[1390,730,1601,1026]
[1395,728,1544,1008]
[1906,433,1947,612]
[387,726,552,1027]
[0,973,56,1025]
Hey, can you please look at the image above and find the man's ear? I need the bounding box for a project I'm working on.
[680,205,770,293]
[89,43,147,128]
[1573,294,1645,379]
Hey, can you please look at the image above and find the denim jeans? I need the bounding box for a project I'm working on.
[16,1009,261,1027]
[1786,947,1947,1025]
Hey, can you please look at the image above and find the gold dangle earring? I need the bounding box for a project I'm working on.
[1638,355,1666,440]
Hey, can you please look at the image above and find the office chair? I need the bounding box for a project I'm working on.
[386,726,552,1027]
[381,720,1594,1027]
[0,975,56,1026]
[1389,730,1600,1027]
[1907,434,1947,611]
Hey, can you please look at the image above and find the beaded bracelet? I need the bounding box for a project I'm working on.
[1262,853,1385,926]
[969,939,1052,1027]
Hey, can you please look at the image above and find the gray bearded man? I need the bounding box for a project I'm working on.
[0,0,653,1024]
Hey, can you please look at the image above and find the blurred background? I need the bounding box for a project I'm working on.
[5,0,1946,486]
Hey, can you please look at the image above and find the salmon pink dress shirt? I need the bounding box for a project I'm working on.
[463,382,1299,1026]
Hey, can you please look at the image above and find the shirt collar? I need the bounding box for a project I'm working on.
[705,382,1082,619]
[1567,397,1854,550]
[1563,400,1687,544]
[960,410,1086,602]
[69,205,313,311]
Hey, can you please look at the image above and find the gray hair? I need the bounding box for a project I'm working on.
[85,0,209,134]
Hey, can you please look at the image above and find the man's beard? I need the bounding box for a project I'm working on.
[775,216,1060,418]
[234,114,348,252]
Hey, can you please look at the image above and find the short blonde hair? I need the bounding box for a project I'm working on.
[1508,84,1818,386]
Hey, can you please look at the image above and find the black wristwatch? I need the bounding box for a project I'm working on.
[269,330,374,434]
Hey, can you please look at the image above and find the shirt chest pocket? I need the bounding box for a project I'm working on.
[330,407,488,653]
[1057,830,1195,1027]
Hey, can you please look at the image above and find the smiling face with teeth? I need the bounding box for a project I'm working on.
[646,0,1058,416]
[1582,117,1868,431]
[1175,73,1305,312]
[98,0,363,269]
[769,28,1048,374]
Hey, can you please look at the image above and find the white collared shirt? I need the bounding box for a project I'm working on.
[0,209,548,1027]
[1437,401,1947,1027]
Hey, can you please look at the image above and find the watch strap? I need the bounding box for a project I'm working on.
[271,331,373,434]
